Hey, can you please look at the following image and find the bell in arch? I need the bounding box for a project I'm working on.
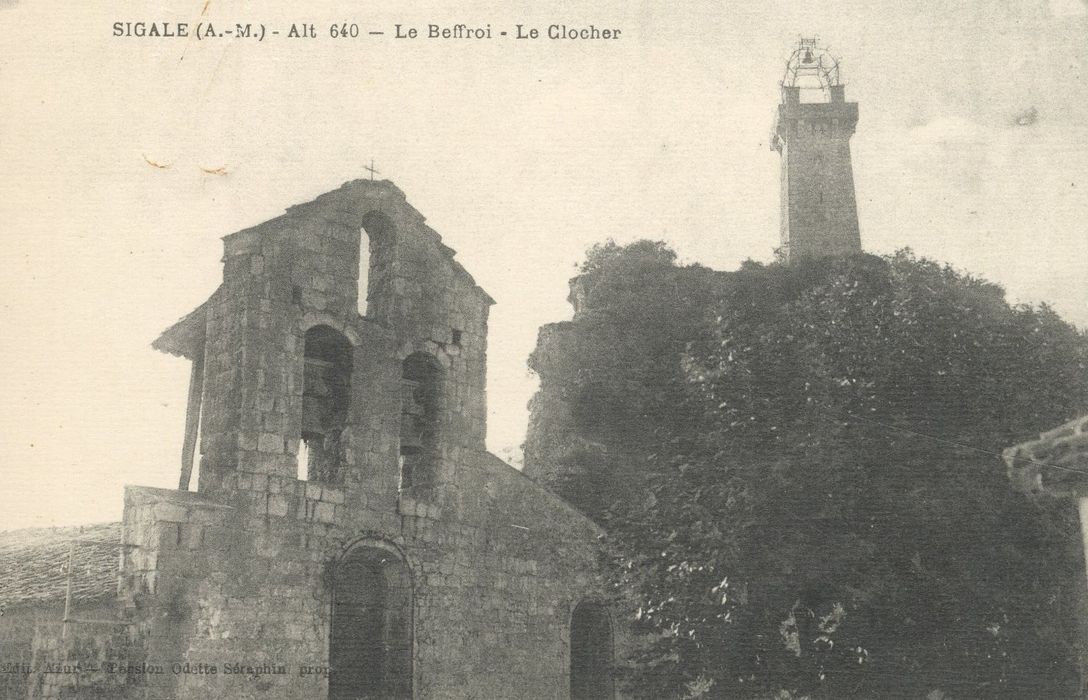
[400,379,425,455]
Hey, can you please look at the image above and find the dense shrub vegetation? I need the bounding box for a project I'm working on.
[530,241,1088,698]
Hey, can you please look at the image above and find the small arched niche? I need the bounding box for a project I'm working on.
[399,352,443,494]
[300,325,353,484]
[329,544,413,700]
[570,601,615,700]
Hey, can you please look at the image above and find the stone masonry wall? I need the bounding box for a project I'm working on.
[195,180,490,511]
[28,619,148,700]
[1,604,112,700]
[86,179,619,699]
[116,457,608,698]
[773,87,862,262]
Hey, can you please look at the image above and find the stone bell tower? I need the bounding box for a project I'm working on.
[771,38,861,263]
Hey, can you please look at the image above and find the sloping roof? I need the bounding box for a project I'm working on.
[479,451,604,537]
[0,523,120,608]
[152,286,221,359]
[1004,415,1088,497]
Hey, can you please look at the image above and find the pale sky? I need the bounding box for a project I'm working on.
[1,0,1086,529]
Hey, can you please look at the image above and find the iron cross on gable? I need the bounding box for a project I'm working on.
[365,159,380,181]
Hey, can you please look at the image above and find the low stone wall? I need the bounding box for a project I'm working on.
[1,606,56,700]
[2,602,120,700]
[29,619,148,700]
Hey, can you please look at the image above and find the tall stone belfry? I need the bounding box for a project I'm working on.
[771,38,862,262]
[7,179,617,700]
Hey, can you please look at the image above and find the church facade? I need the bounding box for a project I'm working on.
[21,180,617,700]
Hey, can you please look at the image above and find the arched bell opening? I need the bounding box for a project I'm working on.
[300,325,353,484]
[399,352,443,495]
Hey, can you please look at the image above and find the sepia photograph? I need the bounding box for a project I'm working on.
[1,1,1087,698]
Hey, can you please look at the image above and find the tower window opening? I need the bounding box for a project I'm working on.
[297,439,310,481]
[301,325,353,484]
[400,353,442,495]
[359,211,395,323]
[357,227,372,316]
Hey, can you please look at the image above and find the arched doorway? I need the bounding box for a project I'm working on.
[329,544,413,700]
[570,601,614,700]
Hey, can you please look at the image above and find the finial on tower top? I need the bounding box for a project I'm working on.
[782,37,842,98]
[771,36,861,263]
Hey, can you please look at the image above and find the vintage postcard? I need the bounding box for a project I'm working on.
[1,1,1086,698]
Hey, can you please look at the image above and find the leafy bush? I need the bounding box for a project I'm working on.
[530,243,1088,698]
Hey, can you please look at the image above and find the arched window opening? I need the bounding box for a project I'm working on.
[296,440,310,481]
[571,602,614,700]
[359,211,394,321]
[329,546,412,700]
[301,325,353,484]
[399,353,442,494]
[357,226,371,317]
